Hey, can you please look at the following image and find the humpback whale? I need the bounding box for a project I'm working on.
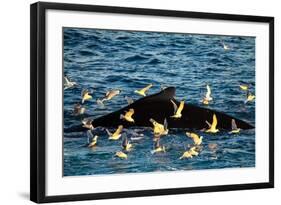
[66,87,254,132]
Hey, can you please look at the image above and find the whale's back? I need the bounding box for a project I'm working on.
[92,87,254,130]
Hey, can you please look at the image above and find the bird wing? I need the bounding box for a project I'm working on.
[81,89,88,97]
[170,99,178,113]
[64,76,70,84]
[93,135,98,141]
[206,85,211,98]
[105,129,112,136]
[81,119,87,125]
[149,118,156,125]
[122,135,128,148]
[164,118,168,130]
[87,130,93,143]
[239,84,248,90]
[246,91,251,100]
[231,119,237,130]
[205,120,212,128]
[105,91,110,97]
[114,125,123,135]
[140,84,152,93]
[176,101,184,114]
[185,132,191,137]
[191,133,199,140]
[211,114,218,129]
[154,138,160,149]
[183,144,187,151]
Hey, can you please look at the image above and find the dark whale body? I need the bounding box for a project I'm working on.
[90,87,254,130]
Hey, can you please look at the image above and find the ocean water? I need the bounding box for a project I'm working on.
[63,28,255,176]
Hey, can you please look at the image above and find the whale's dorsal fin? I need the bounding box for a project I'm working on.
[142,87,176,102]
[160,87,176,99]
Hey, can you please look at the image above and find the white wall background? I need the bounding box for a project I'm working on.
[0,0,279,204]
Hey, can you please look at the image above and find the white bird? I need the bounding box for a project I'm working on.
[87,130,98,147]
[202,84,213,105]
[97,89,121,106]
[64,75,77,90]
[186,132,203,146]
[221,40,230,50]
[106,125,123,140]
[245,91,255,104]
[229,119,241,134]
[151,138,165,154]
[82,118,94,130]
[205,114,219,133]
[134,84,153,96]
[81,89,93,104]
[170,100,184,118]
[205,85,213,101]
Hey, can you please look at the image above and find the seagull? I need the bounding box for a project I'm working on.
[150,118,169,137]
[87,130,98,148]
[188,147,199,156]
[239,84,249,91]
[221,40,230,50]
[64,75,77,90]
[245,91,255,104]
[120,108,135,123]
[170,100,184,118]
[81,89,92,104]
[186,132,203,146]
[134,84,153,96]
[179,147,199,159]
[97,89,121,106]
[82,118,94,130]
[205,114,219,133]
[106,125,123,140]
[122,135,132,151]
[229,119,241,134]
[115,151,127,159]
[151,138,165,154]
[202,84,213,105]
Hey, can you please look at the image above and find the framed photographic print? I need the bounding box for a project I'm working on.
[30,1,274,203]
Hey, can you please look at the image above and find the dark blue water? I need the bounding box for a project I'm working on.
[63,28,255,176]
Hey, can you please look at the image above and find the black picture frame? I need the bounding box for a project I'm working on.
[30,1,274,203]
